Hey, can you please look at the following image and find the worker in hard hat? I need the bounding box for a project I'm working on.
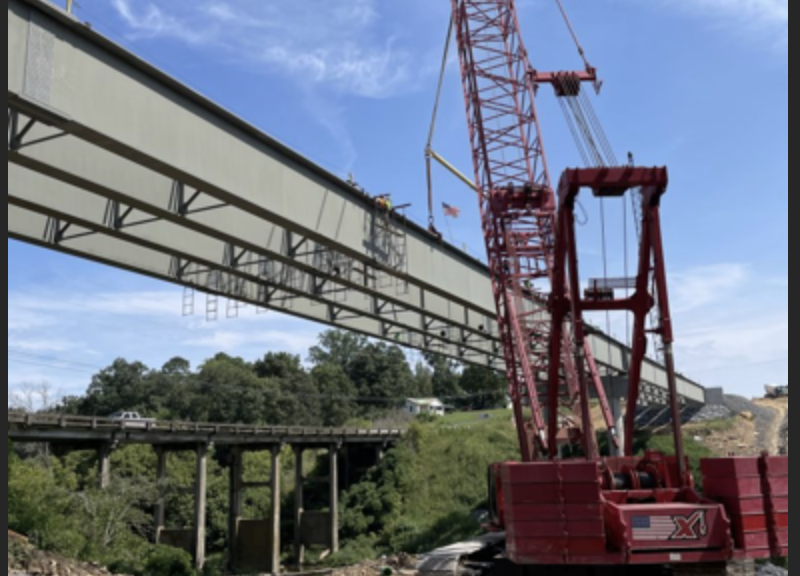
[376,195,393,212]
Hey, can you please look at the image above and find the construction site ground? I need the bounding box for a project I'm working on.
[589,396,789,459]
[684,396,789,457]
[7,531,119,576]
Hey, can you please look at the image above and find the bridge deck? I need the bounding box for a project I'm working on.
[7,413,403,448]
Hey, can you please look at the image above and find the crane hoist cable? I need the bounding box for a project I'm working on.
[425,16,480,231]
[555,0,594,72]
[426,0,615,230]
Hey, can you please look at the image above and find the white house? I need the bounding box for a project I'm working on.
[406,398,446,417]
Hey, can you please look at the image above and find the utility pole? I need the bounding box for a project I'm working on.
[66,0,74,14]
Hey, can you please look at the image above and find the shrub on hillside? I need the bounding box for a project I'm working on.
[142,546,195,576]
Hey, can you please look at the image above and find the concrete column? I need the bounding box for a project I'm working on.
[98,444,113,490]
[330,444,340,554]
[154,447,168,544]
[194,444,209,571]
[270,446,282,575]
[611,398,626,457]
[294,447,305,566]
[228,448,243,571]
[341,446,351,491]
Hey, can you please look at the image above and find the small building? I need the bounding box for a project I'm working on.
[406,398,446,417]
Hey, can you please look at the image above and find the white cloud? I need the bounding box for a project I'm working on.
[685,0,788,25]
[184,328,318,355]
[110,0,413,99]
[7,283,324,399]
[586,263,788,396]
[650,0,789,50]
[6,337,77,353]
[9,291,181,318]
[667,265,787,395]
[670,263,748,313]
[110,0,211,45]
[7,308,56,332]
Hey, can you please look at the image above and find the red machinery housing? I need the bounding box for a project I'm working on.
[448,0,789,570]
[487,169,788,566]
[494,453,788,565]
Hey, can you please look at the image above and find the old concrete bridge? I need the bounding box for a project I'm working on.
[8,412,403,572]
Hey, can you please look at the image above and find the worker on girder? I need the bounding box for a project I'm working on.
[376,194,393,212]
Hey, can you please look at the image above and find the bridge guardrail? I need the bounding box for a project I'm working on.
[7,412,404,440]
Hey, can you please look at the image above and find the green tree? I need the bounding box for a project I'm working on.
[8,446,85,557]
[460,366,507,410]
[424,353,462,403]
[312,364,359,426]
[71,477,157,559]
[412,362,434,399]
[309,330,369,375]
[254,352,305,380]
[161,357,191,376]
[190,354,280,425]
[255,353,322,425]
[349,343,415,414]
[73,359,152,417]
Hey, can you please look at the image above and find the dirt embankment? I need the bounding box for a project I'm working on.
[684,396,789,458]
[755,397,789,456]
[7,531,122,576]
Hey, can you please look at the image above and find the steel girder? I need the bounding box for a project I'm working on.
[6,0,706,405]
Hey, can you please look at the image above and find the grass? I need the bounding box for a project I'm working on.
[684,418,738,435]
[438,409,513,427]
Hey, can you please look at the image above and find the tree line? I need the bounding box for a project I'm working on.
[51,330,507,427]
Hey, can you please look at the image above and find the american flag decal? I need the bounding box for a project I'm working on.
[632,516,678,541]
[632,512,708,541]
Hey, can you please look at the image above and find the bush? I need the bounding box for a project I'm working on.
[142,546,195,576]
[339,419,518,556]
[200,553,229,576]
[326,534,381,567]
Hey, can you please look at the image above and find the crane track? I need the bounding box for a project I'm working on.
[419,541,752,576]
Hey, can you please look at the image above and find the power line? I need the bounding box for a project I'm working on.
[8,350,105,371]
[9,348,787,403]
[7,350,503,405]
[8,358,97,376]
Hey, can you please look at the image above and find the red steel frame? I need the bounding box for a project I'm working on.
[550,167,689,483]
[451,0,614,460]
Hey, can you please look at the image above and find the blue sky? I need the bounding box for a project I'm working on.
[8,0,788,402]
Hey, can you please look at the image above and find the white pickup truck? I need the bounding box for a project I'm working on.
[108,411,156,428]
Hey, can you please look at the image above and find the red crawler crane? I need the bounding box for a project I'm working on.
[420,1,789,573]
[449,0,617,464]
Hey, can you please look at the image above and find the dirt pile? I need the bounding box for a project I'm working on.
[756,397,789,456]
[333,554,418,576]
[685,395,789,458]
[7,532,123,576]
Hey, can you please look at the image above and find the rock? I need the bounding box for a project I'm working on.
[757,564,788,576]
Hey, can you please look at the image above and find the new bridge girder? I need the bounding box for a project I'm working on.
[6,0,706,406]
